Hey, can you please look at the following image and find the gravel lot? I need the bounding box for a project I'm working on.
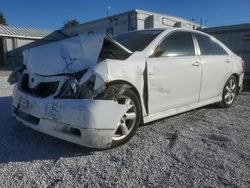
[0,73,249,188]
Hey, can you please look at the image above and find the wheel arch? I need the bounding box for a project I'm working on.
[95,79,145,123]
[231,73,240,93]
[231,73,239,83]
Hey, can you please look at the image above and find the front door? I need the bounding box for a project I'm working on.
[147,31,202,114]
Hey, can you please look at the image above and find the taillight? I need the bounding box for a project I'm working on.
[241,59,245,72]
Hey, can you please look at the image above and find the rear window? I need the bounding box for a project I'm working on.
[113,30,163,52]
[195,34,227,55]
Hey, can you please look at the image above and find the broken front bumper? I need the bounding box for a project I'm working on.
[12,85,127,149]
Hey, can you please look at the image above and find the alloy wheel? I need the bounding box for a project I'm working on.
[113,95,137,141]
[224,78,237,105]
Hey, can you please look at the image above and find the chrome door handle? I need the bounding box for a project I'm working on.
[192,61,200,66]
[225,59,230,63]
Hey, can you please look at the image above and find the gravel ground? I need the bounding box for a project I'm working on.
[0,75,250,188]
[0,70,12,77]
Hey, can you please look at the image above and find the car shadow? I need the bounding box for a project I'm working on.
[0,96,97,164]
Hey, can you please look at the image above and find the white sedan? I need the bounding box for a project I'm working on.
[9,28,244,148]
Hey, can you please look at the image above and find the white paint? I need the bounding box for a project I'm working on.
[143,95,222,124]
[147,56,202,114]
[199,55,231,101]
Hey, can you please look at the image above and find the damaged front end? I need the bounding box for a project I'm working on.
[9,33,134,148]
[11,68,131,148]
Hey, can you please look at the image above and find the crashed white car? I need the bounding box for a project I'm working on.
[9,28,244,148]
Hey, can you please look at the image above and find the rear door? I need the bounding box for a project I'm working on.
[194,33,231,101]
[147,31,202,114]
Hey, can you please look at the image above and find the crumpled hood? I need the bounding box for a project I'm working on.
[23,34,106,76]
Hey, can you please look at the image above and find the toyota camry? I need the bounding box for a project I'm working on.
[8,28,244,148]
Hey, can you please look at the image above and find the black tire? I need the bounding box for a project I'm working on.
[217,75,238,108]
[110,88,142,148]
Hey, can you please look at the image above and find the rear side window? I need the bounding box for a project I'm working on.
[195,34,227,55]
[155,31,195,57]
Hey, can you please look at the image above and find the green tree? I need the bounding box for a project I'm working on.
[63,19,79,28]
[0,12,7,25]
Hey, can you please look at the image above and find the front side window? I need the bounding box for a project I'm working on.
[154,31,195,57]
[195,34,227,55]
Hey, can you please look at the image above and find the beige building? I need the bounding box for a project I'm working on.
[0,25,65,67]
[62,9,199,36]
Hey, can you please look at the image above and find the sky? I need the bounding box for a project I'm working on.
[1,0,250,30]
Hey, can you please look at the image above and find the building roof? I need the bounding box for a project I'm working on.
[62,9,198,32]
[0,25,53,39]
[135,9,197,25]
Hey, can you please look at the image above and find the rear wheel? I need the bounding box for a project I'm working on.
[217,75,238,108]
[111,89,141,148]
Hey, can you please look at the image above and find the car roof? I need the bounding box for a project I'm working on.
[137,27,234,56]
[115,27,207,37]
[113,28,166,37]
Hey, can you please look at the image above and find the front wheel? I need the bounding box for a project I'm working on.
[111,89,141,148]
[217,75,238,108]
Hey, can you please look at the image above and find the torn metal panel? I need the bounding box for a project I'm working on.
[23,34,106,75]
[23,33,133,76]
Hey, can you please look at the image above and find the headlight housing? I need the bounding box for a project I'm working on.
[57,78,80,99]
[57,75,96,99]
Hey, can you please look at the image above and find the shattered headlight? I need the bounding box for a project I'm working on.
[58,78,79,99]
[57,75,96,99]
